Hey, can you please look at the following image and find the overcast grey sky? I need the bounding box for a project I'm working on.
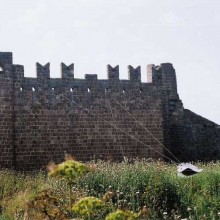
[0,0,219,124]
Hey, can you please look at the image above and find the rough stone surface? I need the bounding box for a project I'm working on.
[0,52,219,170]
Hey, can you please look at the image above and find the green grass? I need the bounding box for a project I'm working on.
[77,160,220,219]
[0,160,220,219]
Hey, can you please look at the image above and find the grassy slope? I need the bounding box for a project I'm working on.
[0,161,220,219]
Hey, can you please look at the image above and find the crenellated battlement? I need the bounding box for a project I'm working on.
[2,52,218,171]
[36,63,50,81]
[0,52,177,94]
[128,65,141,81]
[0,51,179,112]
[61,63,74,79]
[9,62,171,105]
[0,52,13,66]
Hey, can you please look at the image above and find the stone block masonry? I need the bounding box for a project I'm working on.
[0,52,219,170]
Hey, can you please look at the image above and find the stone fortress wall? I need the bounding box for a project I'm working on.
[0,52,219,170]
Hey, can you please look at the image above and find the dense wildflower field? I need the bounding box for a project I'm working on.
[0,159,220,219]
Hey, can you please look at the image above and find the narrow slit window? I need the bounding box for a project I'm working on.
[70,88,73,92]
[122,89,125,93]
[32,87,35,92]
[88,88,90,93]
[20,87,23,91]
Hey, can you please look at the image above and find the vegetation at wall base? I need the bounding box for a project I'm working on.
[0,159,220,219]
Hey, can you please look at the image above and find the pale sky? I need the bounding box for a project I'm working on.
[1,0,220,124]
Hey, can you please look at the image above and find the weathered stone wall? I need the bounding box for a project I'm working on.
[170,109,220,161]
[0,52,219,170]
[0,52,164,170]
[147,63,182,161]
[0,53,15,168]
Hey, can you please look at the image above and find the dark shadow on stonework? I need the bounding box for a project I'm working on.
[169,109,220,162]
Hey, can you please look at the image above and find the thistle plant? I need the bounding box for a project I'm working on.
[105,209,139,220]
[72,196,104,219]
[48,155,93,211]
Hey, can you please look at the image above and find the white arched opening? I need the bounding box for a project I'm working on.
[0,66,3,72]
